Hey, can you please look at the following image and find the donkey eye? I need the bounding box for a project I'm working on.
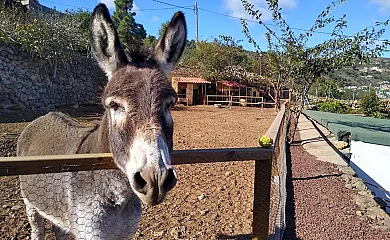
[109,101,121,111]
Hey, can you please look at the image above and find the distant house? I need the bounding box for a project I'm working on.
[171,77,211,105]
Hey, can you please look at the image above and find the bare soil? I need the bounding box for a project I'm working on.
[0,105,276,240]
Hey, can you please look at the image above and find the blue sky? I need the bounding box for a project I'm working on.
[39,0,390,56]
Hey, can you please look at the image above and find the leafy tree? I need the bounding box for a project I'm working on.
[241,0,390,142]
[182,36,266,87]
[144,34,157,47]
[318,99,351,113]
[112,0,146,49]
[158,20,170,39]
[361,90,379,116]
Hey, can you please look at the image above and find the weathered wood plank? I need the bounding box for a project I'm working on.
[0,147,272,176]
[172,147,272,165]
[265,102,286,146]
[252,158,272,240]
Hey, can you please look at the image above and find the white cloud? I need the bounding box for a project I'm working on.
[151,16,159,22]
[371,0,390,13]
[223,0,296,22]
[133,2,140,12]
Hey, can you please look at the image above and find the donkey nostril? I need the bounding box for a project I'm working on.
[162,168,177,192]
[133,172,147,193]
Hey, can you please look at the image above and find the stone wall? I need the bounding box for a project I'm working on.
[0,41,107,113]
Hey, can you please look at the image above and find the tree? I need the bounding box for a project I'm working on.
[158,20,170,39]
[144,34,157,47]
[241,0,390,142]
[112,0,146,49]
[361,90,379,116]
[182,36,266,87]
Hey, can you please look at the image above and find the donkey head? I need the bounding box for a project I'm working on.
[90,4,186,206]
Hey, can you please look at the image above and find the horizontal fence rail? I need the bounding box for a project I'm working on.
[0,102,288,240]
[0,148,273,176]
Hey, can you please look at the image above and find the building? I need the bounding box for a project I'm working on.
[171,77,211,105]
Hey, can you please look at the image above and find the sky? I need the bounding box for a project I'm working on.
[38,0,390,57]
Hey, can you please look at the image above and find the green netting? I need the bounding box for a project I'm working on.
[303,110,390,147]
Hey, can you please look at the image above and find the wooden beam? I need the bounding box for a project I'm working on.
[265,102,286,144]
[252,157,272,240]
[0,147,272,176]
[0,153,117,176]
[172,147,272,165]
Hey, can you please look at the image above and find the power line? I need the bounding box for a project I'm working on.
[39,0,189,12]
[148,0,342,36]
[40,0,389,43]
[150,0,194,11]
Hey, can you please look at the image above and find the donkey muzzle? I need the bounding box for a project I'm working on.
[132,167,177,205]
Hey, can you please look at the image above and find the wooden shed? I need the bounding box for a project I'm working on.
[171,77,211,105]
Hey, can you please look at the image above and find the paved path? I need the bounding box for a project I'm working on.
[297,114,347,166]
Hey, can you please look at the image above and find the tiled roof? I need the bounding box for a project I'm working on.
[172,77,211,84]
[218,80,247,88]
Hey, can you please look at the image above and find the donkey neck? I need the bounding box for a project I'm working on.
[78,112,110,154]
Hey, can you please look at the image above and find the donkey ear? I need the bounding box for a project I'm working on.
[154,12,187,76]
[90,4,128,79]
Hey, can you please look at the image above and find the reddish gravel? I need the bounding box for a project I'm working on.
[284,144,390,240]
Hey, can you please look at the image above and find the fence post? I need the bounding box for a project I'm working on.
[252,155,272,240]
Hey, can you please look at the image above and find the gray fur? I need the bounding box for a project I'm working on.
[18,3,186,240]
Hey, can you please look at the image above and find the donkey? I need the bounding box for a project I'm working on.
[17,4,186,239]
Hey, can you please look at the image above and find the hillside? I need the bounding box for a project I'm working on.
[332,58,390,87]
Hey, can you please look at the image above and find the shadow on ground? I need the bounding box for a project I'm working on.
[283,144,302,240]
[217,233,252,240]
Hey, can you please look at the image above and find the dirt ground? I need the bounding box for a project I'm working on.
[0,105,276,240]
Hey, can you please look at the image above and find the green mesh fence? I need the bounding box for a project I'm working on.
[304,110,390,146]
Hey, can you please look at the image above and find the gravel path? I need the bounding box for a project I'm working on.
[284,144,390,240]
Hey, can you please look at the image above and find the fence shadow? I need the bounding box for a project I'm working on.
[216,233,252,240]
[282,144,301,240]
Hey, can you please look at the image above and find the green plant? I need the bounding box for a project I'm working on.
[360,90,379,116]
[112,0,146,50]
[318,100,351,114]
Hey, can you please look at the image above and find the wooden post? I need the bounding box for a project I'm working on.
[252,156,272,240]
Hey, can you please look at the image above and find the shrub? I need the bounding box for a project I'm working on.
[360,90,379,116]
[378,100,390,119]
[317,99,352,114]
[0,4,91,62]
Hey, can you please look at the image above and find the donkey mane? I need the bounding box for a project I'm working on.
[126,46,156,67]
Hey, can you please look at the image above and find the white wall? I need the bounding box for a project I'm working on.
[350,141,390,212]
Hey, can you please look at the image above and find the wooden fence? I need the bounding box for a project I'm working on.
[0,103,287,240]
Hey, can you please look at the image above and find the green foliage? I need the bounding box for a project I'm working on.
[0,4,91,62]
[241,0,390,102]
[361,90,380,116]
[144,35,157,47]
[309,76,341,99]
[158,21,170,39]
[112,0,146,49]
[15,19,47,55]
[182,36,266,87]
[378,100,390,118]
[317,99,352,114]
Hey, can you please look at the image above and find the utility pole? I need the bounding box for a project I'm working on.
[195,2,199,43]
